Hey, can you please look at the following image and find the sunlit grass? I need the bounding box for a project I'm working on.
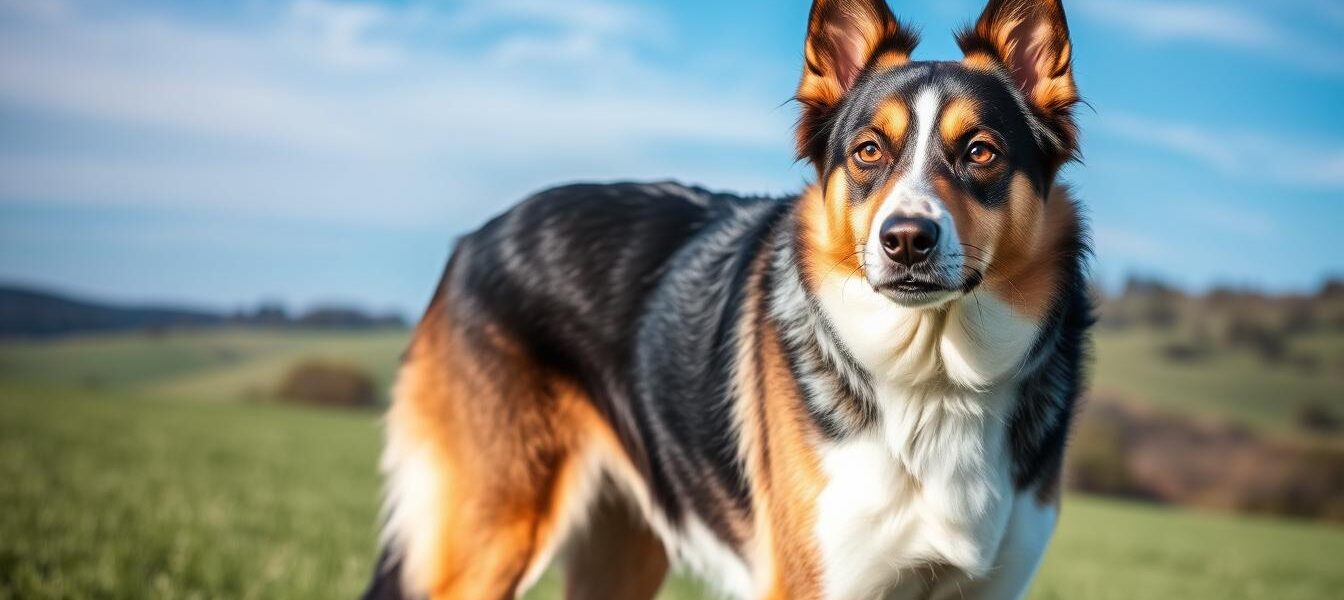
[1,328,1341,598]
[0,387,381,598]
[1091,329,1343,434]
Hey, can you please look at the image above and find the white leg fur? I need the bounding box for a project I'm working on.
[927,492,1058,600]
[378,416,447,596]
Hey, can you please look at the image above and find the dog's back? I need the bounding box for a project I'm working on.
[370,182,791,599]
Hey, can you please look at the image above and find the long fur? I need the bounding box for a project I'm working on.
[365,1,1091,598]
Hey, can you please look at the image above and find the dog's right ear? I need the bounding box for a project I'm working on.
[796,0,918,171]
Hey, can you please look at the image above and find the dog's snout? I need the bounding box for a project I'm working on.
[879,215,940,266]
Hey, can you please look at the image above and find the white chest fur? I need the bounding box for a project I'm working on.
[814,387,1014,599]
[811,276,1040,599]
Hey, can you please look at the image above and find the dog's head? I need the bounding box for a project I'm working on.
[795,0,1081,318]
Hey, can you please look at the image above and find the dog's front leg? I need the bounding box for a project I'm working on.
[928,491,1059,600]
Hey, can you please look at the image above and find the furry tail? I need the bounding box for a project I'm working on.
[360,547,410,600]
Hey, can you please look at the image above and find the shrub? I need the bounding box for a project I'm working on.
[1225,312,1287,363]
[1296,401,1342,435]
[1161,341,1210,363]
[1280,302,1319,335]
[1067,408,1139,497]
[1289,352,1322,375]
[1068,398,1344,522]
[276,360,378,409]
[1238,445,1344,523]
[1320,277,1344,299]
[1141,296,1181,329]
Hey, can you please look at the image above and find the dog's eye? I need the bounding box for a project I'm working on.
[853,142,884,166]
[966,141,998,165]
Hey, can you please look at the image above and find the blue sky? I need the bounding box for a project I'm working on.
[0,0,1340,316]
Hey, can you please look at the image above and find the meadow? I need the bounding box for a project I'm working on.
[1,328,1341,599]
[1092,328,1344,435]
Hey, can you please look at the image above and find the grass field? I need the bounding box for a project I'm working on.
[1,328,1341,599]
[1090,329,1344,434]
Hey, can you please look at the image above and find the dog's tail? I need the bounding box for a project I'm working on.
[360,547,410,600]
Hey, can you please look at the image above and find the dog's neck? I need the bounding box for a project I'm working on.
[812,274,1041,393]
[768,206,1044,414]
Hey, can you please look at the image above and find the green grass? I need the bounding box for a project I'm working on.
[2,328,1342,599]
[0,387,382,598]
[0,328,410,403]
[1033,497,1344,600]
[1091,329,1344,434]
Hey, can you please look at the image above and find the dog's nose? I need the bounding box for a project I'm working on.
[879,216,940,266]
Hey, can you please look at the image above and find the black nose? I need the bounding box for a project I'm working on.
[879,216,940,266]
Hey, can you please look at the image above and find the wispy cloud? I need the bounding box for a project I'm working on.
[0,0,70,20]
[1076,0,1344,75]
[1182,200,1277,239]
[0,0,799,226]
[1098,113,1344,189]
[1081,2,1277,46]
[1094,226,1170,262]
[285,0,404,69]
[450,0,667,47]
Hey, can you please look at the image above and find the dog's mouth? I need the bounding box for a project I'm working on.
[888,277,946,294]
[873,274,958,306]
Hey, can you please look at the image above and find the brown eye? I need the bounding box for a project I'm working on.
[966,141,998,165]
[853,142,884,166]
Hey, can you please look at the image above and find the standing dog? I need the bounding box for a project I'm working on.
[365,0,1090,598]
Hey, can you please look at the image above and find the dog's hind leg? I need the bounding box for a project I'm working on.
[374,304,605,600]
[563,492,668,600]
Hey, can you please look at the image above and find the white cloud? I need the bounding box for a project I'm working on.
[0,0,801,227]
[446,0,664,42]
[286,0,404,69]
[1079,2,1276,46]
[0,0,69,20]
[1182,200,1276,239]
[1076,0,1344,75]
[1098,113,1344,190]
[1312,154,1344,187]
[1094,226,1170,261]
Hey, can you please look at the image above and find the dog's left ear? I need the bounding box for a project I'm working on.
[796,0,918,171]
[958,0,1079,167]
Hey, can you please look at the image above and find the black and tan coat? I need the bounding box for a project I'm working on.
[364,1,1091,598]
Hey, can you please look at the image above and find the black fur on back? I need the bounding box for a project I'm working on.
[437,182,792,539]
[367,180,1091,596]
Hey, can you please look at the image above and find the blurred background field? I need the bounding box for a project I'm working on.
[2,0,1342,597]
[2,278,1341,599]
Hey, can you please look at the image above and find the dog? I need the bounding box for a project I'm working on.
[364,0,1091,598]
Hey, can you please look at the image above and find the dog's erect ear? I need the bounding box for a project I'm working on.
[796,0,918,169]
[958,0,1079,165]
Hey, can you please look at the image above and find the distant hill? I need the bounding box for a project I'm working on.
[0,286,223,337]
[0,285,405,337]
